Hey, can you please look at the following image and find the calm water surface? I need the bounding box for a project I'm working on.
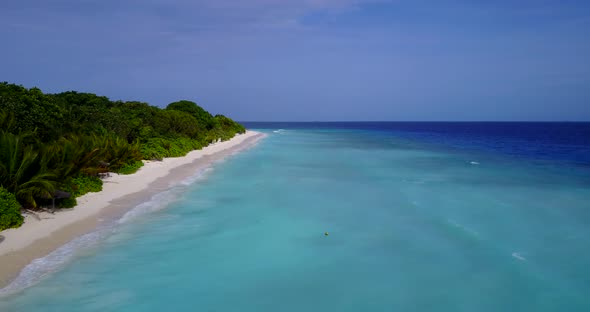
[1,122,589,311]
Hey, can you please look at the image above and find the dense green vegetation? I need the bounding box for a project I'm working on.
[0,187,23,230]
[0,82,245,230]
[66,174,103,197]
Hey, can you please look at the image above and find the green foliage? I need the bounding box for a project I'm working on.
[204,115,247,143]
[58,197,77,209]
[43,134,103,180]
[0,83,65,141]
[166,100,214,130]
[173,137,203,154]
[214,114,246,135]
[50,91,112,135]
[66,174,103,197]
[116,160,144,175]
[0,187,23,230]
[140,138,169,160]
[0,131,58,208]
[154,109,204,141]
[0,82,245,210]
[97,135,142,172]
[140,137,203,160]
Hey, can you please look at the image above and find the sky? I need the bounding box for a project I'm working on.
[1,0,589,121]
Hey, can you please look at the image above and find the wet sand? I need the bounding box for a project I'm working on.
[0,131,265,288]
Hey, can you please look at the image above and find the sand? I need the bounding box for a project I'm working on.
[0,131,265,288]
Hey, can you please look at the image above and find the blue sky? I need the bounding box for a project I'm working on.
[1,0,589,121]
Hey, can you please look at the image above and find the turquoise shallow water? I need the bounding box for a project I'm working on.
[1,128,590,311]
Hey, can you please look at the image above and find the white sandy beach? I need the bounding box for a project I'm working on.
[0,130,264,287]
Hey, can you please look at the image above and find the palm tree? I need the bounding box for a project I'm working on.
[96,134,142,171]
[43,134,103,179]
[0,132,58,208]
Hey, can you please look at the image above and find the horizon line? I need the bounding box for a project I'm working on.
[238,120,590,123]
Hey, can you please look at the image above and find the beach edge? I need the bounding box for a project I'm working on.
[0,130,265,289]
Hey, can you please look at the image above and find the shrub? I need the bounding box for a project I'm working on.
[0,187,24,230]
[58,197,77,208]
[140,138,168,160]
[140,137,203,160]
[117,160,144,175]
[69,174,103,197]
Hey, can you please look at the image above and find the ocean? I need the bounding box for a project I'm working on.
[1,122,589,311]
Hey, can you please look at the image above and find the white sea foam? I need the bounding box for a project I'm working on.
[0,167,211,296]
[273,129,285,134]
[176,167,213,187]
[0,133,266,299]
[512,252,526,261]
[470,161,480,165]
[117,190,182,224]
[0,228,110,296]
[0,188,183,296]
[120,168,211,224]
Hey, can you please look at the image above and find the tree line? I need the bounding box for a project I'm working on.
[0,82,245,230]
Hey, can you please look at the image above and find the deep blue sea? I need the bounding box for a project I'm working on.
[1,122,590,311]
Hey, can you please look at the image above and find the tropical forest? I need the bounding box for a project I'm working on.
[0,82,245,231]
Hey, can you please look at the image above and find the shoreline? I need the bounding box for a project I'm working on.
[0,131,265,289]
